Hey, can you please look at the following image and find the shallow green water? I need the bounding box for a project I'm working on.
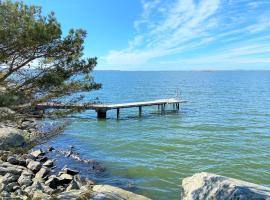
[46,71,270,199]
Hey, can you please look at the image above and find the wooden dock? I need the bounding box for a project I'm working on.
[37,98,186,119]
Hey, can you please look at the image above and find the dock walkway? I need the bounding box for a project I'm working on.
[37,98,186,119]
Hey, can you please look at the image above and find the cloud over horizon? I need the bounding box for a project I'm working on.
[101,0,270,70]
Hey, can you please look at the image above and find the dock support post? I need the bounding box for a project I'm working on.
[161,104,165,112]
[139,106,142,116]
[97,110,107,119]
[117,108,120,119]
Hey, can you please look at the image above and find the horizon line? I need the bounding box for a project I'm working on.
[94,69,270,72]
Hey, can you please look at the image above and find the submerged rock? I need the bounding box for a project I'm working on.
[48,146,55,152]
[182,172,270,200]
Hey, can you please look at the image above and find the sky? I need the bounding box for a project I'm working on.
[24,0,270,71]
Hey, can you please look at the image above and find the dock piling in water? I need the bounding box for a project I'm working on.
[139,106,142,116]
[97,110,107,119]
[117,108,120,119]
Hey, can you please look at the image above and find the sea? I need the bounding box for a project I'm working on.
[41,71,270,200]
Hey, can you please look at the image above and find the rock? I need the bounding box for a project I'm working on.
[7,156,19,165]
[62,167,79,176]
[10,192,24,199]
[58,173,73,185]
[14,188,25,198]
[35,167,49,181]
[17,170,33,187]
[66,180,80,191]
[0,190,10,198]
[0,164,22,176]
[73,175,83,188]
[83,177,95,186]
[30,149,44,158]
[43,160,54,168]
[45,176,60,189]
[92,185,151,200]
[0,150,9,161]
[12,185,20,191]
[56,189,83,199]
[18,175,33,187]
[2,173,20,184]
[39,156,48,163]
[43,185,54,194]
[18,159,27,167]
[182,172,270,200]
[0,107,15,118]
[5,182,18,192]
[20,122,32,129]
[0,182,7,193]
[24,181,45,195]
[0,161,26,170]
[48,146,55,151]
[26,158,33,166]
[0,128,26,150]
[23,153,35,161]
[52,186,66,194]
[27,160,42,172]
[32,190,50,200]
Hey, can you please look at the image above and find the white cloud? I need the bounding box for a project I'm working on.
[101,0,270,70]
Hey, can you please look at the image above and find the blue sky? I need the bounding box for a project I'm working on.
[24,0,270,70]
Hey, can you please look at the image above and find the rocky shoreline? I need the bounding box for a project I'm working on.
[0,108,150,200]
[0,149,150,199]
[0,149,92,199]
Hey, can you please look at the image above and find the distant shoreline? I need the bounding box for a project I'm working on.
[94,69,270,72]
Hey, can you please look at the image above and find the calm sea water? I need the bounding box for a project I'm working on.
[44,71,270,200]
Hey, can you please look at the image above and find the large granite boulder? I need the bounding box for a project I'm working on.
[0,128,26,150]
[182,172,270,200]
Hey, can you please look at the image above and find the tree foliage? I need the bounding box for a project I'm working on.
[0,0,101,113]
